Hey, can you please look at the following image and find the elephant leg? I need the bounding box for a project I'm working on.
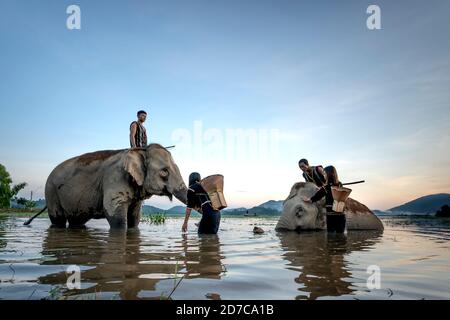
[104,195,129,229]
[67,215,89,228]
[47,184,67,228]
[127,201,142,229]
[48,203,67,228]
[49,212,67,228]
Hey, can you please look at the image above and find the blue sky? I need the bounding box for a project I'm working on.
[0,0,449,210]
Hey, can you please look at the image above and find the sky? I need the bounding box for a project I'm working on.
[0,0,449,210]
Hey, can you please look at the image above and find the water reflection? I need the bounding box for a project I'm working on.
[38,227,225,299]
[181,234,226,280]
[0,216,7,249]
[277,231,382,300]
[1,217,449,300]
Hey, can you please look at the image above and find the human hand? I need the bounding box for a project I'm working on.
[182,222,188,233]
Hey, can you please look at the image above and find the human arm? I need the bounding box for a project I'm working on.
[303,187,327,203]
[130,122,137,148]
[182,207,191,232]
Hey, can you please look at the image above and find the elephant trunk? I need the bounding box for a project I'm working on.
[172,183,188,205]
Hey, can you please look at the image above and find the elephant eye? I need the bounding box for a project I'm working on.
[160,168,169,178]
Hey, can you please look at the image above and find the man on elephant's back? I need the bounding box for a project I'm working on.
[298,158,341,212]
[130,110,148,148]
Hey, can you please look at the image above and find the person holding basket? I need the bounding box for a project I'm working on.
[182,172,227,234]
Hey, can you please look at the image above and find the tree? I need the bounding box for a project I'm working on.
[436,205,450,218]
[15,197,36,209]
[0,164,27,208]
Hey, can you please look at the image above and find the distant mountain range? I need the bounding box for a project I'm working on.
[14,193,449,216]
[143,200,284,216]
[388,193,450,215]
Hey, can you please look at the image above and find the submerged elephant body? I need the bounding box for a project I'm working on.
[45,144,187,229]
[276,182,383,231]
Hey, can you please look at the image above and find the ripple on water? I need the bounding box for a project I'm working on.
[0,216,449,300]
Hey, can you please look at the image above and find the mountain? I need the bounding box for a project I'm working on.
[223,200,284,216]
[389,193,450,214]
[166,206,186,215]
[142,205,165,215]
[256,200,283,212]
[141,200,285,217]
[142,205,186,215]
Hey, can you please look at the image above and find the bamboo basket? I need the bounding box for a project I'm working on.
[200,174,228,211]
[331,186,352,213]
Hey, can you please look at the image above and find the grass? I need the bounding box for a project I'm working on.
[140,212,166,224]
[0,208,48,218]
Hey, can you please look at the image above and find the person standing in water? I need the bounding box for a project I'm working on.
[182,172,221,234]
[130,110,148,148]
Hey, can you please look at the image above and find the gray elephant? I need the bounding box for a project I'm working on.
[276,182,384,231]
[25,144,187,229]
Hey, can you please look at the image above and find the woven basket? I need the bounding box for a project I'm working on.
[331,186,352,213]
[200,174,228,211]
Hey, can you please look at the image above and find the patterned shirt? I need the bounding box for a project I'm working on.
[130,121,147,147]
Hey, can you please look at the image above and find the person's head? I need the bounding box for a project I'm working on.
[137,110,147,123]
[188,172,201,186]
[298,158,309,172]
[324,166,339,185]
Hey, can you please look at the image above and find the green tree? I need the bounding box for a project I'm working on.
[15,197,36,209]
[0,164,27,208]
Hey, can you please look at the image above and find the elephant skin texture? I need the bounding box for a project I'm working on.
[44,144,188,229]
[276,182,384,231]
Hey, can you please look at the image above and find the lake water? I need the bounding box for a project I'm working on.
[0,215,449,300]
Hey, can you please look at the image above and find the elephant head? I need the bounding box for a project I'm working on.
[277,182,326,231]
[123,144,188,204]
[276,182,384,231]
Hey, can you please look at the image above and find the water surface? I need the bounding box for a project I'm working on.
[0,215,449,300]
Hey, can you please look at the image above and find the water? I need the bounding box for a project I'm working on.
[0,215,449,300]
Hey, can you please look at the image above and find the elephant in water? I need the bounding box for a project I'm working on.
[276,182,383,231]
[26,144,187,229]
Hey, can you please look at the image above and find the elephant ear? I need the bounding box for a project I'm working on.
[124,149,146,186]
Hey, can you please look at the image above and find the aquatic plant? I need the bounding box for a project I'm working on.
[160,261,185,300]
[141,212,166,224]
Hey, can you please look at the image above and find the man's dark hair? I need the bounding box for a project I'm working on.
[298,158,309,166]
[189,172,201,186]
[137,110,147,116]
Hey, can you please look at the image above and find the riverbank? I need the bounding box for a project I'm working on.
[0,208,48,218]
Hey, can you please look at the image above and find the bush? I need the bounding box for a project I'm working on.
[0,164,27,208]
[436,205,450,218]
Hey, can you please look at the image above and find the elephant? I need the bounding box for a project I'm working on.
[25,143,188,229]
[276,182,384,231]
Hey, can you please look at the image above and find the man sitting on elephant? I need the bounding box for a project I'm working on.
[298,158,340,212]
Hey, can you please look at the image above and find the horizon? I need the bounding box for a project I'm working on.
[1,1,449,211]
[17,192,450,212]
